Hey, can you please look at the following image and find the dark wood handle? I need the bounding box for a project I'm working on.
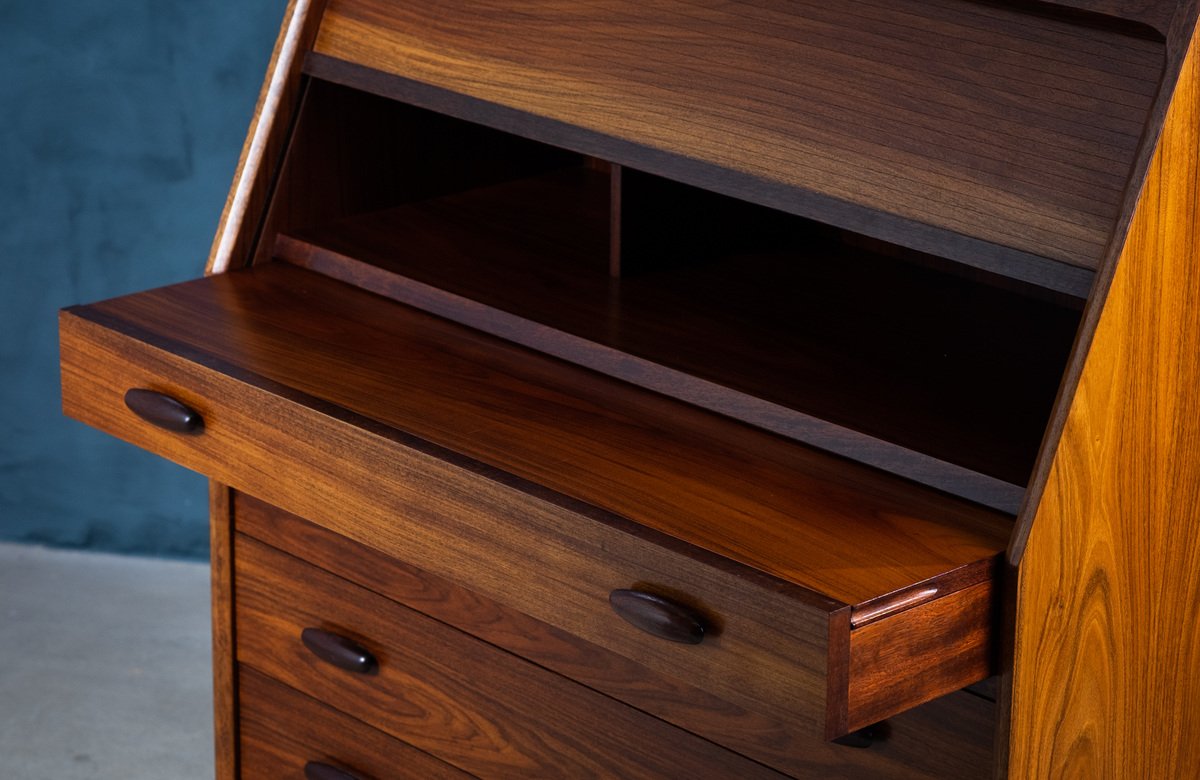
[300,627,378,674]
[609,589,706,644]
[304,761,363,780]
[123,389,203,434]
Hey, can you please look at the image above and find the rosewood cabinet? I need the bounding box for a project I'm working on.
[60,1,1200,777]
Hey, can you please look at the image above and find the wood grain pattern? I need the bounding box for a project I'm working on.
[209,482,237,780]
[848,581,996,732]
[1009,0,1200,565]
[238,667,471,779]
[235,491,995,778]
[306,54,1097,299]
[57,264,1005,736]
[1009,15,1200,776]
[205,0,328,274]
[235,534,791,779]
[58,297,835,736]
[309,0,1163,272]
[61,262,1010,609]
[277,160,1081,509]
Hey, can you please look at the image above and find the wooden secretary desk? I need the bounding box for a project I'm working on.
[59,0,1200,777]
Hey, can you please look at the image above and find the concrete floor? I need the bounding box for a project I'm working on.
[0,543,213,779]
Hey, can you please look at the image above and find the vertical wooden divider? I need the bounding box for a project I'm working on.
[209,481,237,780]
[610,162,623,279]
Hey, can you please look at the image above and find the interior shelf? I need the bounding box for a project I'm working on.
[277,166,1083,513]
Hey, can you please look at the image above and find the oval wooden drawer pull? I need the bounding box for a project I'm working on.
[304,761,363,780]
[123,389,203,434]
[300,627,379,674]
[609,589,706,644]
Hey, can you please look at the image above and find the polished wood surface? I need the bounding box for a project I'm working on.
[239,667,471,779]
[58,295,835,734]
[209,482,237,780]
[1028,0,1178,34]
[61,263,1009,607]
[278,162,1081,511]
[235,534,790,779]
[237,492,996,778]
[848,581,994,732]
[206,0,327,274]
[310,0,1163,276]
[1008,15,1200,777]
[1010,0,1200,562]
[57,264,1007,736]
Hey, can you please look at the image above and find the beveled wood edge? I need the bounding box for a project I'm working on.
[209,481,237,780]
[61,302,847,614]
[301,52,1095,298]
[274,235,1026,515]
[1009,0,1199,565]
[845,581,997,733]
[850,556,1000,629]
[984,0,1169,40]
[205,0,328,276]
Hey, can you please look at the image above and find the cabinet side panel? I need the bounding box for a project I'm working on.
[1010,19,1200,777]
[205,0,327,275]
[209,481,236,780]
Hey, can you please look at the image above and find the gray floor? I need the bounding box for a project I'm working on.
[0,543,213,779]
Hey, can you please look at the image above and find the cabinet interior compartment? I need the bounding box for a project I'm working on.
[269,79,1085,514]
[307,0,1168,293]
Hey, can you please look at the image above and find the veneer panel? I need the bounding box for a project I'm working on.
[239,668,470,780]
[311,0,1164,272]
[235,535,791,778]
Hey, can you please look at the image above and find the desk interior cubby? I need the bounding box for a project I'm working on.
[265,78,1087,515]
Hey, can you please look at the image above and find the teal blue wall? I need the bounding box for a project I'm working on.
[1,2,285,558]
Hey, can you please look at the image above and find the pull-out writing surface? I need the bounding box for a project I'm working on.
[59,263,1008,739]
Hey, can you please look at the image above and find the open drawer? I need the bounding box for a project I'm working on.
[60,261,1008,738]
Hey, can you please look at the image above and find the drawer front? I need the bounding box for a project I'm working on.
[238,493,997,779]
[60,310,836,734]
[239,667,470,780]
[234,533,790,779]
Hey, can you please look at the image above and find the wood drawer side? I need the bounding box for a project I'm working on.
[847,580,997,733]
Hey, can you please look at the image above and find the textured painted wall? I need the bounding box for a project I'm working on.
[1,2,285,558]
